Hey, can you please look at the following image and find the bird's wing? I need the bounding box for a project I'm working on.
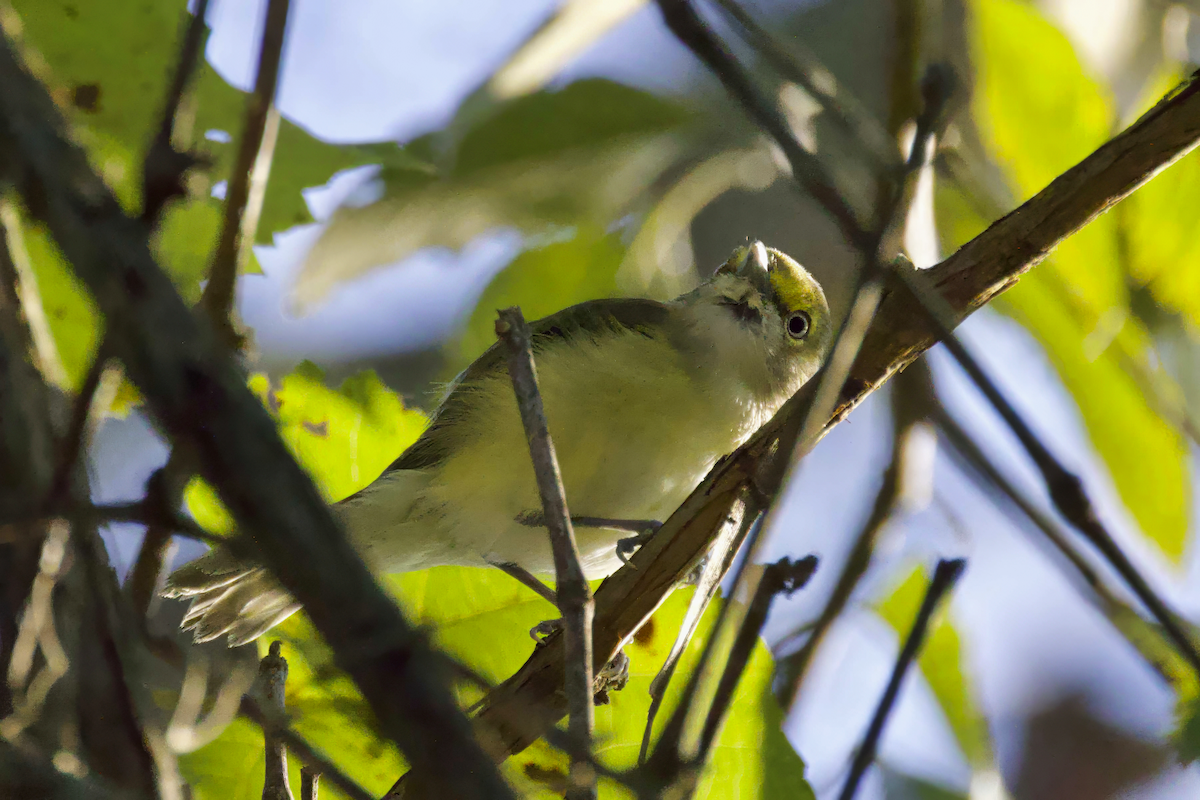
[374,298,673,476]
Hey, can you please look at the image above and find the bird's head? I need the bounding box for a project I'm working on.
[680,241,832,404]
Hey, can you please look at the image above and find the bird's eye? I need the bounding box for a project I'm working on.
[787,311,811,340]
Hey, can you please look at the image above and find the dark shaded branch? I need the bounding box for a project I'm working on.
[460,65,1200,767]
[837,559,966,800]
[638,493,748,764]
[0,738,141,800]
[300,768,320,800]
[199,0,289,347]
[933,403,1189,687]
[495,307,595,800]
[141,0,212,224]
[891,261,1200,677]
[0,33,515,800]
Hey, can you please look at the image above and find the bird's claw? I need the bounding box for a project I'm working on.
[616,522,662,567]
[593,650,630,705]
[529,618,562,644]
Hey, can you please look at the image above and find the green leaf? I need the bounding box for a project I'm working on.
[448,227,628,375]
[12,0,423,305]
[1124,71,1200,329]
[949,0,1191,560]
[184,364,428,530]
[180,576,813,799]
[875,566,991,769]
[293,79,691,307]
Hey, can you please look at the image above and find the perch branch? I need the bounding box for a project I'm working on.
[456,66,1200,766]
[495,307,595,800]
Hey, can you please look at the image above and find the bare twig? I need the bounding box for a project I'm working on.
[640,556,817,795]
[694,556,816,761]
[45,342,109,505]
[199,0,289,347]
[257,642,294,800]
[704,0,896,169]
[654,0,872,251]
[0,197,66,387]
[638,493,748,764]
[933,404,1189,686]
[891,262,1200,677]
[0,34,515,800]
[240,692,376,800]
[141,0,212,224]
[778,450,900,706]
[300,768,319,800]
[488,559,557,606]
[495,307,595,800]
[837,559,966,800]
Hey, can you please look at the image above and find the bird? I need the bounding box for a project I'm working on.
[164,241,832,645]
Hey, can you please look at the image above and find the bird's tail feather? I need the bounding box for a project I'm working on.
[163,548,300,646]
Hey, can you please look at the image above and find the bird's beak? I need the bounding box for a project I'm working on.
[736,241,773,298]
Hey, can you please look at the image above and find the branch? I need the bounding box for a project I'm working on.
[705,0,897,169]
[837,559,966,800]
[199,0,289,347]
[654,0,872,250]
[141,0,212,225]
[0,32,516,800]
[257,642,293,800]
[0,197,67,387]
[495,307,595,800]
[696,557,816,759]
[458,67,1200,766]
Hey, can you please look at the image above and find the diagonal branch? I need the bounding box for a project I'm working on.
[199,0,289,348]
[457,67,1200,766]
[0,31,516,800]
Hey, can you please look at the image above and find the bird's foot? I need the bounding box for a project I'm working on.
[616,521,663,567]
[530,618,562,644]
[593,650,630,705]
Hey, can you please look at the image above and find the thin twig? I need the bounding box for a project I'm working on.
[694,557,816,762]
[778,451,900,708]
[638,493,747,764]
[45,341,109,505]
[240,694,376,800]
[704,0,897,169]
[654,0,872,251]
[891,263,1200,677]
[495,307,595,800]
[0,197,66,387]
[837,559,966,800]
[258,641,294,800]
[200,0,289,347]
[641,556,817,794]
[141,0,212,224]
[933,403,1187,686]
[488,559,557,606]
[300,768,319,800]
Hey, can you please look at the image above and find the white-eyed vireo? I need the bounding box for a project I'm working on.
[166,241,832,644]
